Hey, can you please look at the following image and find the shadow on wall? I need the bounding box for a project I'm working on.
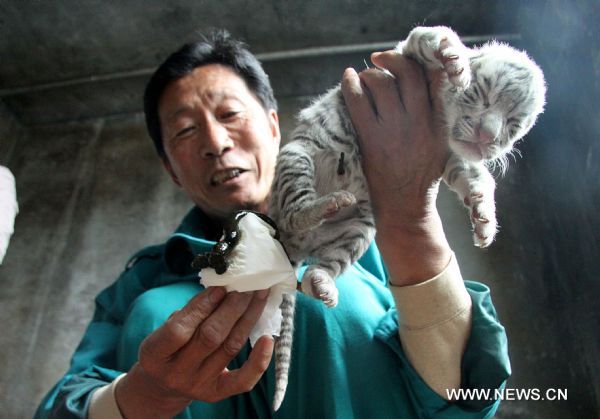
[484,1,600,418]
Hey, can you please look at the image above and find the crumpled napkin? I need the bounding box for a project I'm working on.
[199,213,297,346]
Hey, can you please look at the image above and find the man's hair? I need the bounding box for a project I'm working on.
[143,30,278,157]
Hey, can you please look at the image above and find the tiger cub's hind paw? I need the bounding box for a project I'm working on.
[465,192,497,248]
[301,268,339,308]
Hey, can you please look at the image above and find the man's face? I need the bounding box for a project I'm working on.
[159,64,281,219]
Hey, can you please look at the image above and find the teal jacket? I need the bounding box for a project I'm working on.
[35,207,510,418]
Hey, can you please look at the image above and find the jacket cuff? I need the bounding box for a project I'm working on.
[89,373,126,419]
[389,252,472,398]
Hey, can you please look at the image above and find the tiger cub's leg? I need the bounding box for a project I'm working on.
[443,155,497,247]
[302,217,375,307]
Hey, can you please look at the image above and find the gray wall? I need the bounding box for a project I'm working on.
[0,1,598,418]
[1,0,518,124]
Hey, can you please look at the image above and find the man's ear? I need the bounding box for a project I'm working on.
[161,156,181,187]
[268,109,281,147]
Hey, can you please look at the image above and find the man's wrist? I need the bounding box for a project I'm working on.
[115,363,191,419]
[376,211,452,286]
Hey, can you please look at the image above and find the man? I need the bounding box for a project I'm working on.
[35,31,509,418]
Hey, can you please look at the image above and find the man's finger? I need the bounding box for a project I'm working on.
[140,287,227,361]
[371,50,419,78]
[427,69,446,113]
[341,67,376,132]
[223,289,270,357]
[180,291,253,360]
[191,289,270,381]
[371,51,430,115]
[215,335,275,397]
[358,68,405,119]
[166,290,254,382]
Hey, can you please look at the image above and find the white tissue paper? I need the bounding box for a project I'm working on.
[0,166,18,265]
[199,213,297,346]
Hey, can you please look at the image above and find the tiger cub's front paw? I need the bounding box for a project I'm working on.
[289,190,356,231]
[320,190,357,220]
[437,35,471,90]
[402,26,471,90]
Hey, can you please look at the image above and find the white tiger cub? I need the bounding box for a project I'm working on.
[269,26,545,307]
[268,26,545,410]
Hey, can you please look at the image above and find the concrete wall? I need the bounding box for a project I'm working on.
[0,1,598,418]
[0,114,184,417]
[0,101,21,166]
[1,0,519,124]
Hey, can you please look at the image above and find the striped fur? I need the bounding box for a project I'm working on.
[272,292,295,411]
[268,26,546,410]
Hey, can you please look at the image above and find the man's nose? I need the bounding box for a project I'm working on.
[201,119,233,158]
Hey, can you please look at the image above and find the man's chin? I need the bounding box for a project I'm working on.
[204,198,265,219]
[226,189,269,213]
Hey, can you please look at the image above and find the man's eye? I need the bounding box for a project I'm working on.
[221,111,240,120]
[176,126,196,137]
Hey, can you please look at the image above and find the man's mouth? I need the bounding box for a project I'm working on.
[210,168,247,186]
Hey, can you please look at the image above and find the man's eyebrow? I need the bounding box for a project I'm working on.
[165,106,191,122]
[212,91,241,104]
[165,92,241,122]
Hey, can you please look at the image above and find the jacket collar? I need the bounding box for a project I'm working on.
[164,206,221,276]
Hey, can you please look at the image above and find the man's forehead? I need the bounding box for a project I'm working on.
[167,64,248,99]
[160,64,249,119]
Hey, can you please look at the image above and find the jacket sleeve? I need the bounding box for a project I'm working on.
[361,243,510,417]
[34,247,164,419]
[390,252,472,399]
